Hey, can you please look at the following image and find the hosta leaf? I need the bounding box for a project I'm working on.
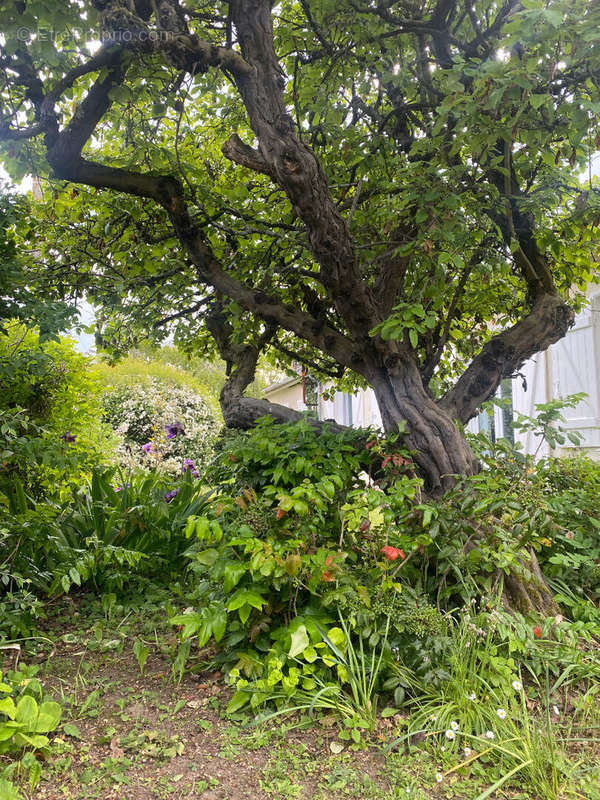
[35,701,62,733]
[15,696,38,727]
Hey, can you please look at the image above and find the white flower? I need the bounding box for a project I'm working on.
[435,773,443,783]
[496,708,507,719]
[445,729,455,740]
[512,680,522,692]
[467,692,476,701]
[429,714,437,722]
[450,720,459,731]
[485,730,495,739]
[553,705,560,716]
[464,747,472,756]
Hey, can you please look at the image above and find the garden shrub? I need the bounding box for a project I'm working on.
[534,455,600,609]
[172,412,600,718]
[172,418,446,711]
[102,379,218,477]
[0,463,215,639]
[0,327,117,637]
[0,325,114,498]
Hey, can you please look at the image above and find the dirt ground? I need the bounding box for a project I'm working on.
[4,598,598,800]
[1,600,423,800]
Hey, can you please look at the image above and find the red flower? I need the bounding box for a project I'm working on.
[325,555,334,566]
[276,509,286,520]
[365,440,376,450]
[381,546,405,561]
[322,570,336,582]
[382,455,392,469]
[533,626,542,639]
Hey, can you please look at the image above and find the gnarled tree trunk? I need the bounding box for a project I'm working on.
[369,358,479,494]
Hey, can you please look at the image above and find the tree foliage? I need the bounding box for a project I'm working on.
[1,0,599,488]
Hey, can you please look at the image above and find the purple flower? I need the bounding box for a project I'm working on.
[60,431,77,443]
[166,421,185,439]
[182,458,200,478]
[164,488,180,503]
[114,483,131,492]
[142,442,155,454]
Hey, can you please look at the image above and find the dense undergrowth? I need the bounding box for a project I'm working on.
[1,329,600,799]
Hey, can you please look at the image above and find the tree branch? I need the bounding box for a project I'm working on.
[439,293,574,423]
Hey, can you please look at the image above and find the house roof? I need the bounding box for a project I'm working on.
[263,375,302,395]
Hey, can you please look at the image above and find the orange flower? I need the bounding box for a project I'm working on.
[381,546,405,561]
[276,508,286,520]
[322,570,336,582]
[533,626,542,639]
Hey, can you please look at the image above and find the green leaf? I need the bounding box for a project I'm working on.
[223,562,247,593]
[28,757,42,790]
[15,696,38,727]
[288,625,310,659]
[63,722,83,739]
[171,612,203,640]
[0,697,16,719]
[226,689,250,714]
[35,701,62,733]
[0,777,22,800]
[208,604,227,642]
[133,639,149,674]
[227,589,265,613]
[530,93,547,109]
[195,548,218,566]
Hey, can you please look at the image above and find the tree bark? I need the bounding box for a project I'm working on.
[500,549,560,617]
[369,358,479,494]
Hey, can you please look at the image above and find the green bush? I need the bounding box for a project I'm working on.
[171,418,444,711]
[55,466,215,594]
[0,328,117,636]
[0,464,215,639]
[0,325,114,498]
[171,410,600,722]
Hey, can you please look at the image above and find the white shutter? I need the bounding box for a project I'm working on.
[511,351,551,458]
[550,291,600,453]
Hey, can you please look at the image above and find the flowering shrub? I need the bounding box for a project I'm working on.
[102,379,218,477]
[170,418,445,711]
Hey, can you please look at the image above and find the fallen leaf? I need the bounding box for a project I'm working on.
[110,736,124,758]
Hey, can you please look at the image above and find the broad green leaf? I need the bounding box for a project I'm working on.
[288,625,310,659]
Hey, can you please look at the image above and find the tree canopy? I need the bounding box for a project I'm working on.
[1,0,599,489]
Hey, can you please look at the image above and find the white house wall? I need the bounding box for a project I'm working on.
[319,388,382,429]
[511,350,553,458]
[512,286,600,459]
